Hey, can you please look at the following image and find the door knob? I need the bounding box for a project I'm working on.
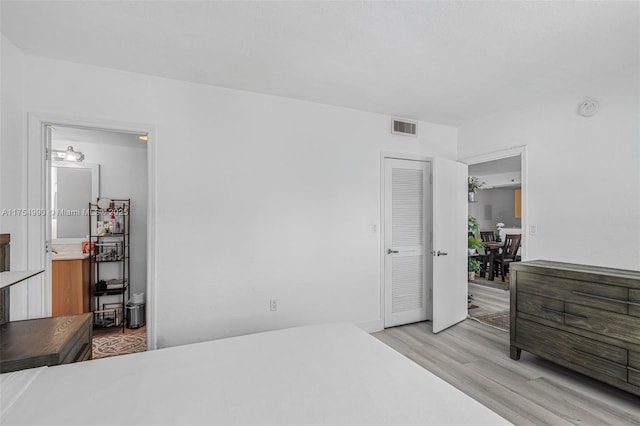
[437,251,448,256]
[387,248,399,254]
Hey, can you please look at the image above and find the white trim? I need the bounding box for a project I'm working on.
[27,116,48,317]
[461,146,528,261]
[458,146,526,165]
[381,151,432,162]
[27,112,157,350]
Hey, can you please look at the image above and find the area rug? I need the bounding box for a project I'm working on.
[92,328,147,359]
[470,310,510,332]
[470,276,510,291]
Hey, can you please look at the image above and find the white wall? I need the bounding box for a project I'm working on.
[51,136,148,296]
[0,34,33,320]
[459,65,640,269]
[8,55,457,347]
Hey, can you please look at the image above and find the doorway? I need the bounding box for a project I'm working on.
[463,147,526,328]
[27,113,156,351]
[381,154,468,333]
[48,126,148,357]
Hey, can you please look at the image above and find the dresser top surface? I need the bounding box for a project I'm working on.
[0,314,92,362]
[512,260,640,281]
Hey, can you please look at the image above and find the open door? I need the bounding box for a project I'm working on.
[432,158,468,333]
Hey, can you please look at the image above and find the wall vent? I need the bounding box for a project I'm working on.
[391,118,417,136]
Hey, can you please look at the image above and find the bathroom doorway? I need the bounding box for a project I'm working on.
[26,112,156,352]
[49,126,148,357]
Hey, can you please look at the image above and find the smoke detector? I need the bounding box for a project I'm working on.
[577,97,599,117]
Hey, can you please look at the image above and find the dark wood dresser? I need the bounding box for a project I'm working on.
[510,260,640,397]
[0,313,92,373]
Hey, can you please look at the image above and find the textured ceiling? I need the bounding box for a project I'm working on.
[2,1,638,125]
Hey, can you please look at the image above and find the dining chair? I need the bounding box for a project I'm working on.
[493,234,522,282]
[477,231,495,277]
[480,231,495,242]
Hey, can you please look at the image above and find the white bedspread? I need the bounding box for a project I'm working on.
[0,323,509,425]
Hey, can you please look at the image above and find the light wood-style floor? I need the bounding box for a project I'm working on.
[372,285,640,425]
[468,282,510,316]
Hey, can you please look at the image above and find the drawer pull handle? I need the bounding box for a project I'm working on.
[541,306,587,321]
[562,312,588,321]
[573,348,626,369]
[628,366,640,374]
[571,291,640,307]
[540,306,564,315]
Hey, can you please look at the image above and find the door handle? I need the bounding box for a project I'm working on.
[437,251,448,256]
[387,249,399,254]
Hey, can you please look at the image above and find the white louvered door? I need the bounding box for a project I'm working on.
[384,158,431,328]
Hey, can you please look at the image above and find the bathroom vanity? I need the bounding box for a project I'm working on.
[52,254,93,316]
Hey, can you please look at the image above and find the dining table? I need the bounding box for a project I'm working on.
[482,241,504,281]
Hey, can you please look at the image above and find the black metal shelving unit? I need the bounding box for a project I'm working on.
[88,198,130,333]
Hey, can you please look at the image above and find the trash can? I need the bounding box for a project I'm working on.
[126,302,145,329]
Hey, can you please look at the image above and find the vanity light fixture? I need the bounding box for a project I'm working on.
[52,146,85,162]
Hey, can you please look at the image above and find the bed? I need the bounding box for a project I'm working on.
[0,323,509,425]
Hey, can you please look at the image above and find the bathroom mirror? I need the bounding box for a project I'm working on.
[51,162,99,241]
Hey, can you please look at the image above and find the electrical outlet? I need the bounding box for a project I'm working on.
[270,299,278,311]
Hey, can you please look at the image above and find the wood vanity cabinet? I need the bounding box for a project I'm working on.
[52,258,93,316]
[510,260,640,397]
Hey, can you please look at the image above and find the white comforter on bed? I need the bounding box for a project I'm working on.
[0,323,509,425]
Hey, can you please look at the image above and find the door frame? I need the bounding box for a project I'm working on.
[27,112,158,349]
[380,152,434,328]
[459,146,528,261]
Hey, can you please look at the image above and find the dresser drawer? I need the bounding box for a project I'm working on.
[517,271,629,314]
[630,289,640,318]
[564,303,640,345]
[515,318,628,383]
[61,323,92,364]
[516,292,564,324]
[629,352,640,387]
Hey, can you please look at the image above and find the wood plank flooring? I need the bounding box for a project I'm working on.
[372,287,640,425]
[468,282,509,317]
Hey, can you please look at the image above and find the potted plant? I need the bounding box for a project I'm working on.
[468,176,485,202]
[468,215,479,236]
[468,258,481,280]
[468,235,483,255]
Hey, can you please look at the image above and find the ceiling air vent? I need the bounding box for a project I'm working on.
[391,118,417,136]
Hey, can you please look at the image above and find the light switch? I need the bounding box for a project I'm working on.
[529,225,537,235]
